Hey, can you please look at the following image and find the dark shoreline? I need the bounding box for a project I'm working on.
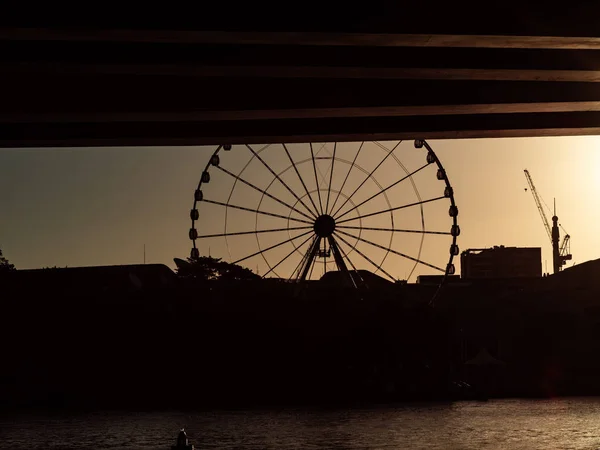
[3,260,600,412]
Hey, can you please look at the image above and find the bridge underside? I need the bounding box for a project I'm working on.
[3,5,600,147]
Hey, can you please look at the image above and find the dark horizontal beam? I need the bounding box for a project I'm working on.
[5,77,600,113]
[5,63,600,83]
[1,112,600,148]
[3,28,600,49]
[3,102,600,124]
[4,43,600,71]
[3,21,600,147]
[2,4,600,37]
[2,127,597,148]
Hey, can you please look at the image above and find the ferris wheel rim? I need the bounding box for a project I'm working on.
[189,139,459,292]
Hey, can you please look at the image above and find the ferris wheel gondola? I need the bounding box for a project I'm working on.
[188,140,459,296]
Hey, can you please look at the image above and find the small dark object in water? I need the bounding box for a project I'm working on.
[172,428,194,450]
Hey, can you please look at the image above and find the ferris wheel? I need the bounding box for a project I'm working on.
[188,140,459,288]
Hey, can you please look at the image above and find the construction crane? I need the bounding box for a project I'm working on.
[524,169,572,274]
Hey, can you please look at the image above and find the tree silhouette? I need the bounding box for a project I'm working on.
[217,259,261,281]
[0,247,15,273]
[175,255,260,281]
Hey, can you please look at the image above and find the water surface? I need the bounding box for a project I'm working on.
[2,398,600,449]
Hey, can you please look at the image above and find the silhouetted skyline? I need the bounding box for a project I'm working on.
[1,136,598,276]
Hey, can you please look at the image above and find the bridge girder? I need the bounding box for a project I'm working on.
[3,5,600,147]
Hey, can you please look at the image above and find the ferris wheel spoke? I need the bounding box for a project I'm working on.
[245,144,317,219]
[310,143,325,215]
[337,225,451,236]
[232,229,314,265]
[334,232,397,282]
[309,237,323,281]
[335,162,430,221]
[290,235,315,280]
[332,235,358,272]
[336,229,445,272]
[325,142,337,214]
[299,234,322,281]
[203,198,313,225]
[314,159,332,188]
[373,141,399,153]
[191,140,457,292]
[329,141,364,216]
[325,235,358,288]
[215,165,315,222]
[331,141,401,218]
[282,143,321,218]
[262,232,314,278]
[336,196,446,225]
[291,235,321,281]
[195,225,312,240]
[333,236,365,286]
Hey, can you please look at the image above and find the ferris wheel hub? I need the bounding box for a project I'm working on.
[314,214,336,238]
[190,140,459,295]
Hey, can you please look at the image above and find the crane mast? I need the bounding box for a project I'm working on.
[524,169,572,275]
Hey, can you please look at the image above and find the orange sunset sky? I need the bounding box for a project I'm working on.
[1,136,598,281]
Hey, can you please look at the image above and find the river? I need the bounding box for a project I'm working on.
[2,398,600,449]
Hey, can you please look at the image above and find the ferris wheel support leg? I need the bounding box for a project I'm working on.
[328,236,358,289]
[298,236,321,282]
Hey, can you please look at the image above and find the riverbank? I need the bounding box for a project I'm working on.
[2,260,600,410]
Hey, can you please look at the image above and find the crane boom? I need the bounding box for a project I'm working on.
[559,233,570,256]
[524,169,572,274]
[524,169,552,242]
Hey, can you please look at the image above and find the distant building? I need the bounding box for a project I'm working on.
[461,246,542,279]
[7,264,177,293]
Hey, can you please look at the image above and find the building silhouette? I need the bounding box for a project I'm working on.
[461,246,542,279]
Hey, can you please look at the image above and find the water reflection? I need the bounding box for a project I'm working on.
[2,399,600,449]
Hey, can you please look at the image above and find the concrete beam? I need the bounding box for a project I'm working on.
[2,103,600,124]
[5,76,600,112]
[5,63,600,82]
[2,4,600,37]
[4,43,600,71]
[1,112,600,148]
[3,19,600,147]
[3,28,600,49]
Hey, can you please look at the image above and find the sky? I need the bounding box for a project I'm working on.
[1,136,599,281]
